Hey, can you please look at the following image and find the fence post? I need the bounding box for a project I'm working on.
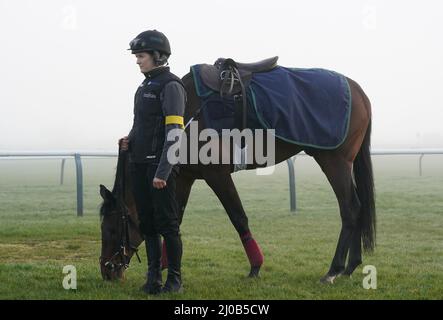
[74,153,83,217]
[419,154,424,176]
[60,158,66,185]
[286,157,296,213]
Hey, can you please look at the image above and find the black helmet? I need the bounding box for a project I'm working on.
[128,30,171,56]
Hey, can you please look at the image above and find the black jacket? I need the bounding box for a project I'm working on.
[128,67,186,179]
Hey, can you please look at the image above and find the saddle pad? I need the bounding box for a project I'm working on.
[249,66,352,149]
[190,64,352,149]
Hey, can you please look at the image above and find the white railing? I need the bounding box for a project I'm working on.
[1,149,442,215]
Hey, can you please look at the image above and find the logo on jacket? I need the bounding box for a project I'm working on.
[143,92,157,99]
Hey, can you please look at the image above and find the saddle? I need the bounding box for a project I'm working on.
[199,56,278,130]
[200,56,278,95]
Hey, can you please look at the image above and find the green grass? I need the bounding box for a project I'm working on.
[0,156,442,299]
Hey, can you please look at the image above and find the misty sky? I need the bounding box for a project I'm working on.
[1,0,442,151]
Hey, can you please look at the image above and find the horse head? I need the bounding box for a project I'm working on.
[98,151,143,281]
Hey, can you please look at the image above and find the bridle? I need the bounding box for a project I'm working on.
[99,207,142,273]
[100,150,142,274]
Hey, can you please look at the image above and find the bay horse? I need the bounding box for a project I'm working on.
[99,63,375,284]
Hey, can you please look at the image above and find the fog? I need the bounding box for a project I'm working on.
[1,0,442,151]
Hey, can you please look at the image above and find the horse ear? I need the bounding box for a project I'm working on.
[99,184,114,202]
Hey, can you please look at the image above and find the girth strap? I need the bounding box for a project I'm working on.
[219,59,248,130]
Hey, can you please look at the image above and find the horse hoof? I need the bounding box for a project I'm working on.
[248,266,260,278]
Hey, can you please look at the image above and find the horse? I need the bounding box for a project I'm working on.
[99,61,375,284]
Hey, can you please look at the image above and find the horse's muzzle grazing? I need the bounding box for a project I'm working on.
[99,256,125,281]
[99,246,141,281]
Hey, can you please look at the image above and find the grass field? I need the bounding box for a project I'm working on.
[0,155,442,300]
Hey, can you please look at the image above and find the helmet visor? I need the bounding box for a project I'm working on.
[128,38,145,51]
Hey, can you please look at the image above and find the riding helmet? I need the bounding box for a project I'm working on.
[128,30,171,56]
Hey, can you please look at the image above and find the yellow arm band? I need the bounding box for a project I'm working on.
[165,115,184,128]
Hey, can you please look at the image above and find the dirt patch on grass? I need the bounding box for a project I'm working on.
[0,240,100,263]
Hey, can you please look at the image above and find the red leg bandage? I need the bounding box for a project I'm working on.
[240,232,264,267]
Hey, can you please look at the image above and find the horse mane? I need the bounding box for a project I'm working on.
[99,149,127,217]
[111,150,126,195]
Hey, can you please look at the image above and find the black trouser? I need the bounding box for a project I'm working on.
[129,162,183,289]
[129,162,180,238]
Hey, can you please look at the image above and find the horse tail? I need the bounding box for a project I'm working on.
[353,119,376,253]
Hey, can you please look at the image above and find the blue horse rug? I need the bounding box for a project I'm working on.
[191,64,352,149]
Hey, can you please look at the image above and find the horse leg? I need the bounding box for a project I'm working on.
[314,152,361,284]
[201,165,264,277]
[176,169,196,225]
[161,169,195,270]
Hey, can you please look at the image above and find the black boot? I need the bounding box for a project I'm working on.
[141,235,162,295]
[161,232,183,293]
